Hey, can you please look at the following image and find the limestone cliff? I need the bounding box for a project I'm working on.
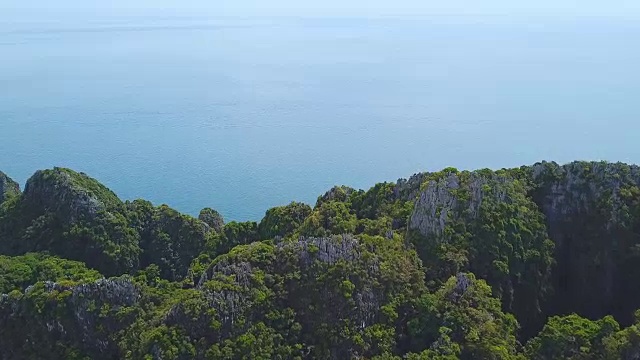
[1,161,640,359]
[530,161,640,322]
[407,169,553,335]
[22,168,120,222]
[199,207,225,233]
[0,278,139,360]
[0,168,211,279]
[407,161,640,334]
[0,172,20,204]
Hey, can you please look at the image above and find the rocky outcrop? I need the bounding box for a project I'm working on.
[196,235,363,287]
[1,169,210,280]
[395,172,430,202]
[448,273,473,302]
[280,236,384,338]
[408,171,511,242]
[293,235,361,266]
[407,169,554,336]
[0,168,140,276]
[157,235,421,359]
[135,204,211,281]
[407,161,640,334]
[316,185,356,207]
[0,172,20,204]
[258,202,312,239]
[0,278,140,360]
[199,207,224,233]
[22,168,118,222]
[530,161,640,321]
[2,161,640,359]
[531,161,640,244]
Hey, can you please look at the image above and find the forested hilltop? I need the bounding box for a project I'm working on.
[1,161,640,359]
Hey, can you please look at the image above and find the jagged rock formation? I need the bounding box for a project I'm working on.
[135,235,426,359]
[530,161,640,323]
[199,207,225,233]
[0,168,140,274]
[406,161,640,337]
[22,168,118,221]
[407,169,554,335]
[0,168,210,279]
[394,171,430,202]
[129,200,213,280]
[258,202,312,239]
[316,185,356,207]
[0,172,20,204]
[0,278,140,360]
[0,161,639,359]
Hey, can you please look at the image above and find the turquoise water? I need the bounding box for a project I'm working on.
[1,10,640,220]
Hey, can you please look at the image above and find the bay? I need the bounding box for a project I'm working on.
[1,9,639,220]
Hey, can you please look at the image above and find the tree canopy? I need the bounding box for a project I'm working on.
[2,161,640,359]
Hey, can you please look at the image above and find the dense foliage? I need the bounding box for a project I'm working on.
[258,202,312,239]
[1,161,640,359]
[0,168,212,279]
[0,171,20,204]
[0,253,101,294]
[407,169,555,336]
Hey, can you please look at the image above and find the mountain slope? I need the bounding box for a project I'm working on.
[1,161,640,359]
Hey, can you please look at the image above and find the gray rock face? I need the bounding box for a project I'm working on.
[198,207,224,233]
[407,161,640,323]
[285,236,382,330]
[191,242,265,334]
[0,172,20,204]
[316,185,356,206]
[23,169,106,222]
[197,258,254,288]
[409,174,460,239]
[408,172,510,242]
[406,168,555,335]
[531,161,640,318]
[69,277,140,310]
[189,235,382,347]
[532,161,640,242]
[293,235,361,266]
[25,277,140,329]
[197,236,363,288]
[394,172,430,202]
[0,278,140,360]
[0,169,144,277]
[448,273,472,303]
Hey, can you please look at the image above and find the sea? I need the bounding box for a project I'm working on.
[1,4,639,220]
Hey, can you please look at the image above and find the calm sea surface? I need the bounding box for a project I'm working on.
[1,12,639,220]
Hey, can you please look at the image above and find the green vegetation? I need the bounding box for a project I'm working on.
[198,207,225,233]
[258,202,312,239]
[0,253,102,293]
[0,168,211,279]
[407,170,555,336]
[215,220,260,255]
[1,161,640,359]
[0,171,20,204]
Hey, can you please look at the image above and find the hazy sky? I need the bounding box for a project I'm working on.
[3,0,640,19]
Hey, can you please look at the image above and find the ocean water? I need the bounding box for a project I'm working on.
[1,10,639,220]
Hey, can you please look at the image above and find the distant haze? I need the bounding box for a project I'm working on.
[1,1,639,220]
[4,0,640,18]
